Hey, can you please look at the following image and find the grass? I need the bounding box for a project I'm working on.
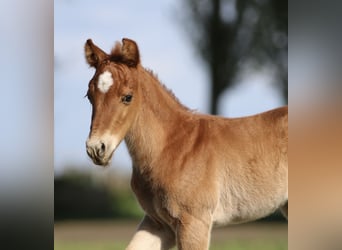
[55,220,287,250]
[54,241,125,250]
[210,240,288,250]
[55,240,288,250]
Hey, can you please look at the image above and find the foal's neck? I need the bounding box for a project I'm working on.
[125,67,190,171]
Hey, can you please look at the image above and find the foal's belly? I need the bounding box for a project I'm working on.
[212,191,287,226]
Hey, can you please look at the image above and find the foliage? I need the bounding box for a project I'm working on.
[54,170,144,220]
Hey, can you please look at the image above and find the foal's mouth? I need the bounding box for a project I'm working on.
[89,150,114,167]
[86,146,114,167]
[91,157,110,167]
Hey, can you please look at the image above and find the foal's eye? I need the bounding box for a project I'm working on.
[122,94,133,104]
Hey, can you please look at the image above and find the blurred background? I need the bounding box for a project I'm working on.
[3,0,342,249]
[54,0,287,249]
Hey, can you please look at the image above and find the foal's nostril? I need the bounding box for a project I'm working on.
[96,142,105,157]
[86,140,107,160]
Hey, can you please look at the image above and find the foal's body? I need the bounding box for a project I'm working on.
[126,68,287,249]
[84,38,288,250]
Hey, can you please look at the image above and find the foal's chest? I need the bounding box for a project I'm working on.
[130,172,172,222]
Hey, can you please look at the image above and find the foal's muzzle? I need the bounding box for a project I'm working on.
[86,141,105,157]
[86,140,111,166]
[86,134,121,166]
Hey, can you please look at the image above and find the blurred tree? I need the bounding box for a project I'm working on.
[182,0,287,114]
[54,171,143,220]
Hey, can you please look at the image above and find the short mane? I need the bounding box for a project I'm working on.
[144,68,192,113]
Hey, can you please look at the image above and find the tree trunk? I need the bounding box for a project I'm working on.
[210,70,222,115]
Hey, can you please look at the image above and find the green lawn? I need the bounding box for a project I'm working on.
[55,240,287,250]
[55,220,287,250]
[55,242,125,250]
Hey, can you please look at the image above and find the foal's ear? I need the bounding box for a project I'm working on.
[84,39,108,67]
[121,38,140,67]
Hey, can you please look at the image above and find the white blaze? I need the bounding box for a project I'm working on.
[97,71,114,93]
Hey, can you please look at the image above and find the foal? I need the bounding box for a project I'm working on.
[84,38,288,250]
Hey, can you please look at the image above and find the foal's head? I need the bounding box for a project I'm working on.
[84,38,140,166]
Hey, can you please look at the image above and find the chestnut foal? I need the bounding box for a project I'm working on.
[84,38,288,250]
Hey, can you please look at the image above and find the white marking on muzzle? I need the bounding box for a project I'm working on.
[86,133,123,165]
[97,70,114,93]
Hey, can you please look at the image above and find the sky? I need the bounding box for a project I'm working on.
[54,0,284,175]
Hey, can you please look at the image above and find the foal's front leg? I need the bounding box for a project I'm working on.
[176,213,212,250]
[126,215,175,250]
